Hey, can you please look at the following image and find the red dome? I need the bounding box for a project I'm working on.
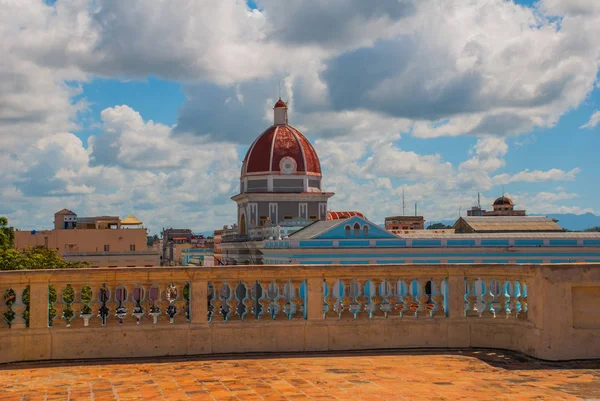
[242,125,321,176]
[274,98,288,108]
[327,211,365,220]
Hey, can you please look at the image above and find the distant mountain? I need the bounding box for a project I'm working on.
[531,213,600,231]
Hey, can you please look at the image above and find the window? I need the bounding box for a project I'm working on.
[283,215,293,220]
[353,222,361,236]
[363,225,369,236]
[345,225,351,237]
[130,244,136,251]
[104,245,110,252]
[259,216,268,226]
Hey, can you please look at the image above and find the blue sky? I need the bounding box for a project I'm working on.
[1,0,599,234]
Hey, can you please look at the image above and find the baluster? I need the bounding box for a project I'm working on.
[415,279,429,318]
[164,283,178,324]
[88,285,102,327]
[242,281,254,320]
[495,279,508,319]
[103,285,118,326]
[371,279,385,318]
[465,278,479,317]
[517,279,529,321]
[68,285,83,328]
[385,278,399,318]
[141,284,154,324]
[148,284,163,324]
[226,282,240,321]
[53,299,66,328]
[291,280,305,319]
[132,285,146,324]
[401,279,415,317]
[255,281,270,320]
[507,280,518,319]
[174,283,189,323]
[431,280,445,318]
[481,279,495,319]
[324,279,338,319]
[122,284,136,324]
[340,279,354,319]
[10,286,27,329]
[355,279,369,319]
[275,280,288,320]
[210,281,225,321]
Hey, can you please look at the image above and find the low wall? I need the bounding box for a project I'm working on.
[1,263,599,364]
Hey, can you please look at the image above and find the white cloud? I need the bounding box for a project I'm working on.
[1,0,598,232]
[494,168,581,184]
[580,110,600,129]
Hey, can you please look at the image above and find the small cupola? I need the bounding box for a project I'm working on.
[273,98,288,125]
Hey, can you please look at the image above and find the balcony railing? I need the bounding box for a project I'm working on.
[1,263,599,363]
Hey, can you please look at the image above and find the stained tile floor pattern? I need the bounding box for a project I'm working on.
[1,350,600,401]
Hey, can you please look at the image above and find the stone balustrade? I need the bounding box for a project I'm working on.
[1,263,599,363]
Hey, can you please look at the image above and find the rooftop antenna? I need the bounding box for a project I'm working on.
[502,185,505,198]
[278,79,282,99]
[459,206,462,217]
[402,189,405,216]
[415,203,417,217]
[477,192,481,209]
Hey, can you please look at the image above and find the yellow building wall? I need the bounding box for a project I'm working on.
[14,229,148,256]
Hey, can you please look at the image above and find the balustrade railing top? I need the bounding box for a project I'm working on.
[2,263,600,363]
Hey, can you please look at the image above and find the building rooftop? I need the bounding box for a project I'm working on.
[454,216,563,232]
[289,219,346,239]
[3,350,599,400]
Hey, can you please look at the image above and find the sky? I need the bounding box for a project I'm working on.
[1,0,599,234]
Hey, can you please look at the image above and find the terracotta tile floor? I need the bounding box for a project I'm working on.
[1,349,600,401]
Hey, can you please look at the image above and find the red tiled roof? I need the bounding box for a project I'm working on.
[274,99,288,108]
[327,211,365,220]
[242,125,321,176]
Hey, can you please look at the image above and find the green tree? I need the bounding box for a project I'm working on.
[0,217,14,250]
[584,226,600,232]
[0,246,89,271]
[427,222,452,230]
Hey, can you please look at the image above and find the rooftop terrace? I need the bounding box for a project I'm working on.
[3,349,600,400]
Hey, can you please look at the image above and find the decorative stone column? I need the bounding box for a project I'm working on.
[28,282,49,329]
[306,277,324,320]
[10,286,28,329]
[190,279,208,324]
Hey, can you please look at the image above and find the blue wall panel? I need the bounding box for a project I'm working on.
[375,240,407,247]
[412,240,442,247]
[448,260,474,264]
[549,240,577,246]
[299,241,332,247]
[481,239,509,247]
[339,240,369,247]
[515,240,543,247]
[447,240,475,247]
[583,240,600,246]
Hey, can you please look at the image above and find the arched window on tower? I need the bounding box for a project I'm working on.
[363,225,369,236]
[345,225,351,237]
[353,222,361,236]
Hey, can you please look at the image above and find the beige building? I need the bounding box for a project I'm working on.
[14,210,159,267]
[453,216,563,234]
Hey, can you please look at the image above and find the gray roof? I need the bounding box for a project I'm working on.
[455,216,562,232]
[289,219,348,239]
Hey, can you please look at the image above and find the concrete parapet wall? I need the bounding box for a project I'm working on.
[1,264,599,363]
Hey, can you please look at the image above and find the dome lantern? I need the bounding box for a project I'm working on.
[274,98,288,125]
